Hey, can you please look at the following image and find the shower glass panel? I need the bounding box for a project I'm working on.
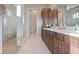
[0,14,3,54]
[16,4,23,47]
[2,9,17,54]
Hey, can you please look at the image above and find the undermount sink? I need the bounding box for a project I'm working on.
[63,30,75,33]
[65,30,79,34]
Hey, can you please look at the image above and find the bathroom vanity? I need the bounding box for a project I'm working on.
[41,27,79,54]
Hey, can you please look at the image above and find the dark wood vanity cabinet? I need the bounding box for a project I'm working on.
[64,35,70,54]
[41,8,58,27]
[42,30,53,53]
[52,32,65,54]
[41,8,51,27]
[56,33,65,54]
[45,31,50,49]
[42,29,70,54]
[42,30,49,49]
[52,37,58,53]
[58,40,65,54]
[49,31,54,53]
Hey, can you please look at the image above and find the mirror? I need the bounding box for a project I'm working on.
[57,4,79,26]
[66,5,79,26]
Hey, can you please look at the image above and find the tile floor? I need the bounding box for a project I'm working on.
[2,34,51,54]
[3,37,18,54]
[17,35,51,54]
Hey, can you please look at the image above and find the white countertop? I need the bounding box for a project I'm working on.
[43,27,79,37]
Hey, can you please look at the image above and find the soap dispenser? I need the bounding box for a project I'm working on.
[59,24,65,30]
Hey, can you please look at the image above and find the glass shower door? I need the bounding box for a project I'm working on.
[0,15,3,54]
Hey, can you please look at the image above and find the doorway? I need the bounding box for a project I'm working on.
[29,8,37,36]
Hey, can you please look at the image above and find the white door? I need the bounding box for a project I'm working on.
[29,8,37,35]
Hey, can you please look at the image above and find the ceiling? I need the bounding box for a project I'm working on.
[12,4,79,10]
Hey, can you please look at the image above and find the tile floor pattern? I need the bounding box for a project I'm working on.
[17,35,51,54]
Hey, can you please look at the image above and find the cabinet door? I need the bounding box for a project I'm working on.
[70,36,79,54]
[58,40,64,54]
[43,30,46,43]
[43,30,49,49]
[46,31,50,49]
[64,42,70,54]
[50,32,53,53]
[43,30,47,46]
[64,35,70,54]
[53,37,58,54]
[42,29,44,40]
